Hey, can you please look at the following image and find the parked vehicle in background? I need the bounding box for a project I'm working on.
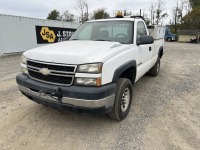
[165,27,176,42]
[189,35,198,43]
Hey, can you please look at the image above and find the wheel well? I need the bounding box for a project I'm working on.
[119,66,136,85]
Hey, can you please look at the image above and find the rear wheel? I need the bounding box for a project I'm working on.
[148,57,160,77]
[108,78,133,121]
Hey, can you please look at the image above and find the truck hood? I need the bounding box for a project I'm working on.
[24,41,131,64]
[171,34,176,37]
[169,33,176,37]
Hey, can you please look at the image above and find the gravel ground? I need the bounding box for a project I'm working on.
[0,42,200,150]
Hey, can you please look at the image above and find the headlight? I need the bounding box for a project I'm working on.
[77,63,102,73]
[21,66,28,74]
[20,55,28,74]
[21,55,27,65]
[75,78,101,86]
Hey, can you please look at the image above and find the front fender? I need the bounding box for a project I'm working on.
[112,60,136,83]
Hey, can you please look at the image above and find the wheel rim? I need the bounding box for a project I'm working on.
[121,88,131,112]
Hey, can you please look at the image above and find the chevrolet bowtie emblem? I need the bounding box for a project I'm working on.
[39,68,51,75]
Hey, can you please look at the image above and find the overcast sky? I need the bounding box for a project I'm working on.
[0,0,177,24]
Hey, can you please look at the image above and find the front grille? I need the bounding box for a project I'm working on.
[27,60,76,86]
[29,70,73,85]
[27,60,75,72]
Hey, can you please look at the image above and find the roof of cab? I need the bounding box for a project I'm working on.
[87,18,140,23]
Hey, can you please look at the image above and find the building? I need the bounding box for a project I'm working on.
[178,30,200,42]
[0,14,80,56]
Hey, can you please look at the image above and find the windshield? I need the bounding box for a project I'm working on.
[70,21,133,44]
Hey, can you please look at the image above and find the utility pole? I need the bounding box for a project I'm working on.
[85,3,89,21]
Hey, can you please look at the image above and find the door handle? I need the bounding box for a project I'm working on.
[149,47,152,51]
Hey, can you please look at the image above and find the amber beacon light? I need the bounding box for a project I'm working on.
[115,11,124,18]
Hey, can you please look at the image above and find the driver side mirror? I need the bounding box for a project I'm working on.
[137,35,154,46]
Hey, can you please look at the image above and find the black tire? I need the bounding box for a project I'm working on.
[148,57,160,77]
[108,78,133,121]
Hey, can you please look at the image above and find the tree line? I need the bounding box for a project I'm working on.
[46,0,200,32]
[169,0,200,33]
[180,0,200,30]
[47,0,109,23]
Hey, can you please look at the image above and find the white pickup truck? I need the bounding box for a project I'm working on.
[16,16,164,120]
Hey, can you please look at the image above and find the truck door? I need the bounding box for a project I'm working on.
[136,21,153,80]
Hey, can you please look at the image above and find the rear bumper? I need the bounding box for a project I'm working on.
[16,74,116,114]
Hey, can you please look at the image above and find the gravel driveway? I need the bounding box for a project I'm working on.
[0,42,200,150]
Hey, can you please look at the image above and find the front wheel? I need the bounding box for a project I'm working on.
[167,37,172,42]
[108,78,133,121]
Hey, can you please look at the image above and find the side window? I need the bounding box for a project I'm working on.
[137,21,147,37]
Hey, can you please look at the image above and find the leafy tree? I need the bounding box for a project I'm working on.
[47,10,75,22]
[92,8,110,19]
[189,0,200,8]
[61,10,75,22]
[181,6,200,29]
[170,1,183,33]
[178,0,200,30]
[47,10,61,20]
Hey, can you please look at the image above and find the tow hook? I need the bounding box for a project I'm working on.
[39,88,62,103]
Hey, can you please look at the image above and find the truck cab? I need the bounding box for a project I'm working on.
[165,27,176,41]
[16,16,164,120]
